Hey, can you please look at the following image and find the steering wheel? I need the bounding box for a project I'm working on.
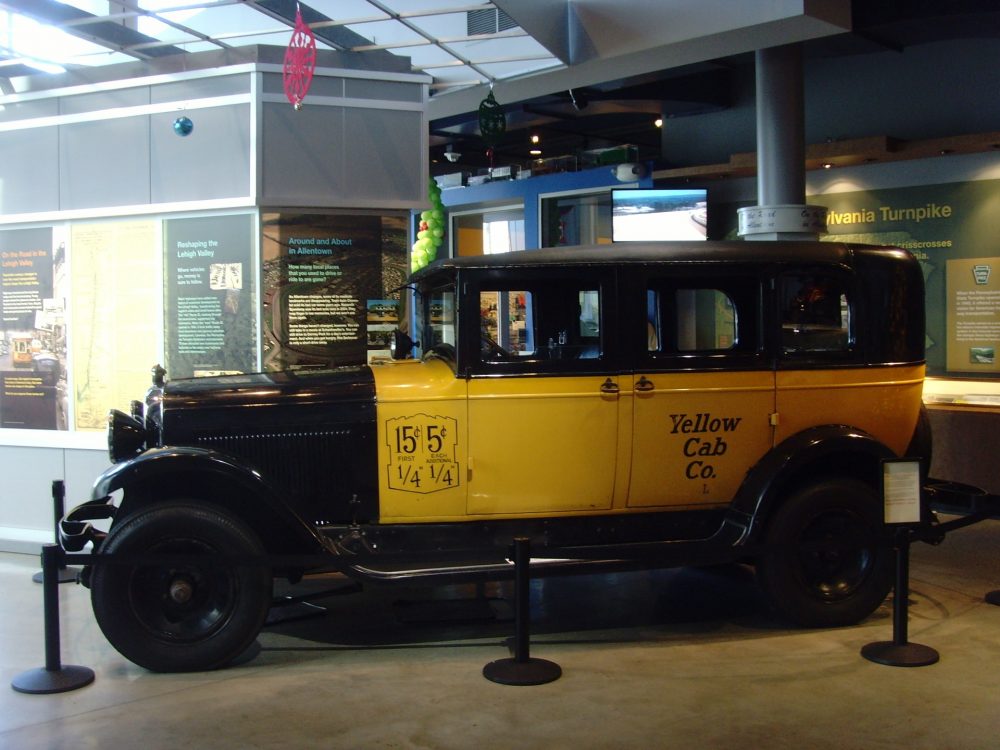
[480,335,510,361]
[422,342,456,362]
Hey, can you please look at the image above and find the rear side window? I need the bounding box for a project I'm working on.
[648,288,738,353]
[643,275,760,366]
[779,274,852,353]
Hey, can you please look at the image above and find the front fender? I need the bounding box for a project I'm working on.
[731,425,896,542]
[93,446,331,555]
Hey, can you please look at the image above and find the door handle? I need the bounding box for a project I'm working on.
[635,376,655,392]
[600,378,619,394]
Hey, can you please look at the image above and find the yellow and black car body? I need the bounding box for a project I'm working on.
[63,241,928,672]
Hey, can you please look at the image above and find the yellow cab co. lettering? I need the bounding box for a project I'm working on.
[669,412,741,481]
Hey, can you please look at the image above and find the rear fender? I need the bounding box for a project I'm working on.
[731,425,896,543]
[93,446,330,556]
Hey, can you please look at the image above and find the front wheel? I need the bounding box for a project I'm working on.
[90,502,272,672]
[756,478,892,627]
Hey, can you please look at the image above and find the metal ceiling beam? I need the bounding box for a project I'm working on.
[246,0,389,55]
[364,0,495,83]
[0,0,189,60]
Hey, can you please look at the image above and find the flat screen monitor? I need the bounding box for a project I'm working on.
[611,188,707,242]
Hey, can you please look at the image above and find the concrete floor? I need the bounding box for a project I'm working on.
[2,520,999,750]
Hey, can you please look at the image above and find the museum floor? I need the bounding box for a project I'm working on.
[1,520,999,750]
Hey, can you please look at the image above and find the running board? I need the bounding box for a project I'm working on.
[346,556,641,584]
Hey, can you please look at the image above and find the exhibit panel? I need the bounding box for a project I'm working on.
[261,211,408,369]
[70,219,161,431]
[163,214,257,378]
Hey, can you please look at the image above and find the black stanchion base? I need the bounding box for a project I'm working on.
[483,657,561,686]
[32,568,81,585]
[985,590,1000,606]
[11,665,95,694]
[861,641,940,667]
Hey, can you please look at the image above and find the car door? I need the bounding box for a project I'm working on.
[465,269,622,516]
[772,269,921,456]
[626,272,775,508]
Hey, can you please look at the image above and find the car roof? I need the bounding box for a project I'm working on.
[410,241,911,279]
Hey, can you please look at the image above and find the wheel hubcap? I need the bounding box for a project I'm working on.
[798,509,872,601]
[169,577,194,605]
[128,539,236,643]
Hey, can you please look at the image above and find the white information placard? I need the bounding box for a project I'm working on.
[883,460,922,525]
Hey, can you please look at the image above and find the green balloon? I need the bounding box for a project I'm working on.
[432,227,444,238]
[420,210,432,221]
[417,230,429,240]
[431,208,444,221]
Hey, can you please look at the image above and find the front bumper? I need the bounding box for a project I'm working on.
[59,496,117,551]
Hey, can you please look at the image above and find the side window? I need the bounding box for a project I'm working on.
[780,274,852,353]
[480,290,531,356]
[647,286,741,354]
[478,281,602,365]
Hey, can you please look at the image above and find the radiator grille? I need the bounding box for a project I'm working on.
[196,428,364,518]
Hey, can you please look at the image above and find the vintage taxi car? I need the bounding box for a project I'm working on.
[62,241,927,672]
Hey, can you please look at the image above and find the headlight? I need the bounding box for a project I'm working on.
[107,409,146,463]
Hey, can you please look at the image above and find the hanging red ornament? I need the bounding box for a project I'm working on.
[283,6,317,109]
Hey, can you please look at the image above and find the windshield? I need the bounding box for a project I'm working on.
[420,283,457,366]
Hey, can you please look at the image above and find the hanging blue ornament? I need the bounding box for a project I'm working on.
[173,116,194,137]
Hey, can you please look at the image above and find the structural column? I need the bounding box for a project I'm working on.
[738,43,827,240]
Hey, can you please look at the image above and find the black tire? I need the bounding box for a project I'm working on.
[91,502,272,672]
[756,478,893,627]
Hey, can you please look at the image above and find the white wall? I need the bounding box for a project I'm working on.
[0,446,109,554]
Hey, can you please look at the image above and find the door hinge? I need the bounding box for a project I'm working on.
[769,412,780,426]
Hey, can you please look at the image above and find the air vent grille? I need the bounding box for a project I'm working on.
[467,8,517,36]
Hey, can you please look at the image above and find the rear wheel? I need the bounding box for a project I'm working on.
[91,502,272,672]
[756,478,892,627]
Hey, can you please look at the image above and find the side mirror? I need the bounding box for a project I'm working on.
[390,330,418,360]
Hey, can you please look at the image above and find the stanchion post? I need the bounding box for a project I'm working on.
[513,536,531,663]
[32,480,81,584]
[483,537,561,686]
[861,459,939,667]
[892,530,911,646]
[12,544,95,694]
